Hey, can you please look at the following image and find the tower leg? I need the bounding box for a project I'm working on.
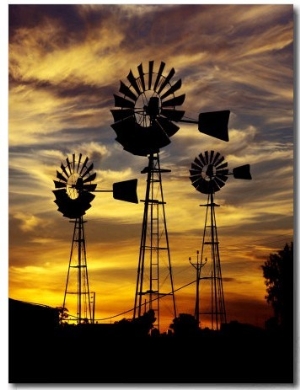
[133,153,177,332]
[62,217,92,324]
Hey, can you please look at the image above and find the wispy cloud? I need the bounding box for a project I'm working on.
[9,4,294,330]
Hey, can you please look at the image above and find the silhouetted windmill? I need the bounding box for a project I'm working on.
[53,153,138,324]
[111,60,232,331]
[189,150,252,330]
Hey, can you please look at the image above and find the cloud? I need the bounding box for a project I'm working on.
[12,212,43,232]
[8,4,294,329]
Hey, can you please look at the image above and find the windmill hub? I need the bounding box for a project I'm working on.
[66,173,81,199]
[202,164,216,181]
[136,92,160,126]
[144,96,160,120]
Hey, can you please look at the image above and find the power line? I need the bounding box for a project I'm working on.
[93,279,196,322]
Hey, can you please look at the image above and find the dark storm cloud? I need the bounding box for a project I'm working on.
[9,4,86,41]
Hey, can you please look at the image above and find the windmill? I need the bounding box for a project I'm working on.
[110,60,232,331]
[53,153,138,324]
[189,150,252,330]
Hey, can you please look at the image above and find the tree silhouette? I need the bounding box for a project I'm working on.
[56,306,69,325]
[169,313,199,336]
[261,242,293,333]
[132,309,156,335]
[114,310,156,336]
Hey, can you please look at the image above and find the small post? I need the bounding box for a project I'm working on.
[189,250,207,328]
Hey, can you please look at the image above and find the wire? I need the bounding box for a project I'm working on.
[93,279,196,322]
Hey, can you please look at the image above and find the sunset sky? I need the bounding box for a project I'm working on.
[7,2,294,334]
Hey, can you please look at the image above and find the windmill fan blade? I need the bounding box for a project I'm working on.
[212,152,224,166]
[57,192,94,219]
[198,153,207,166]
[157,67,175,94]
[205,151,209,164]
[216,162,228,170]
[114,94,135,109]
[60,163,69,178]
[217,169,229,176]
[81,191,95,204]
[111,109,135,122]
[213,180,224,191]
[154,61,166,91]
[211,180,221,192]
[190,175,203,188]
[113,179,138,204]
[111,116,139,147]
[160,108,185,122]
[127,69,142,96]
[114,122,156,153]
[215,175,228,188]
[54,180,66,189]
[189,169,201,178]
[137,63,146,92]
[53,188,67,201]
[66,157,72,175]
[209,150,215,164]
[77,153,82,172]
[195,179,212,194]
[190,161,203,172]
[160,79,182,100]
[72,153,76,171]
[56,170,67,182]
[198,110,230,142]
[79,156,89,175]
[148,122,171,149]
[111,116,135,134]
[119,81,138,102]
[193,157,203,168]
[83,172,96,183]
[233,164,252,179]
[161,94,185,108]
[148,60,154,90]
[156,117,180,138]
[216,157,225,169]
[81,162,94,178]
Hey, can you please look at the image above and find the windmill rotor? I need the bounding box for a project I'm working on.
[53,153,97,219]
[111,60,186,156]
[189,150,252,194]
[53,155,140,216]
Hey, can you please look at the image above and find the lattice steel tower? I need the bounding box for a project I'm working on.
[110,61,188,330]
[133,153,177,330]
[53,154,97,324]
[189,150,252,330]
[110,60,235,331]
[53,154,138,324]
